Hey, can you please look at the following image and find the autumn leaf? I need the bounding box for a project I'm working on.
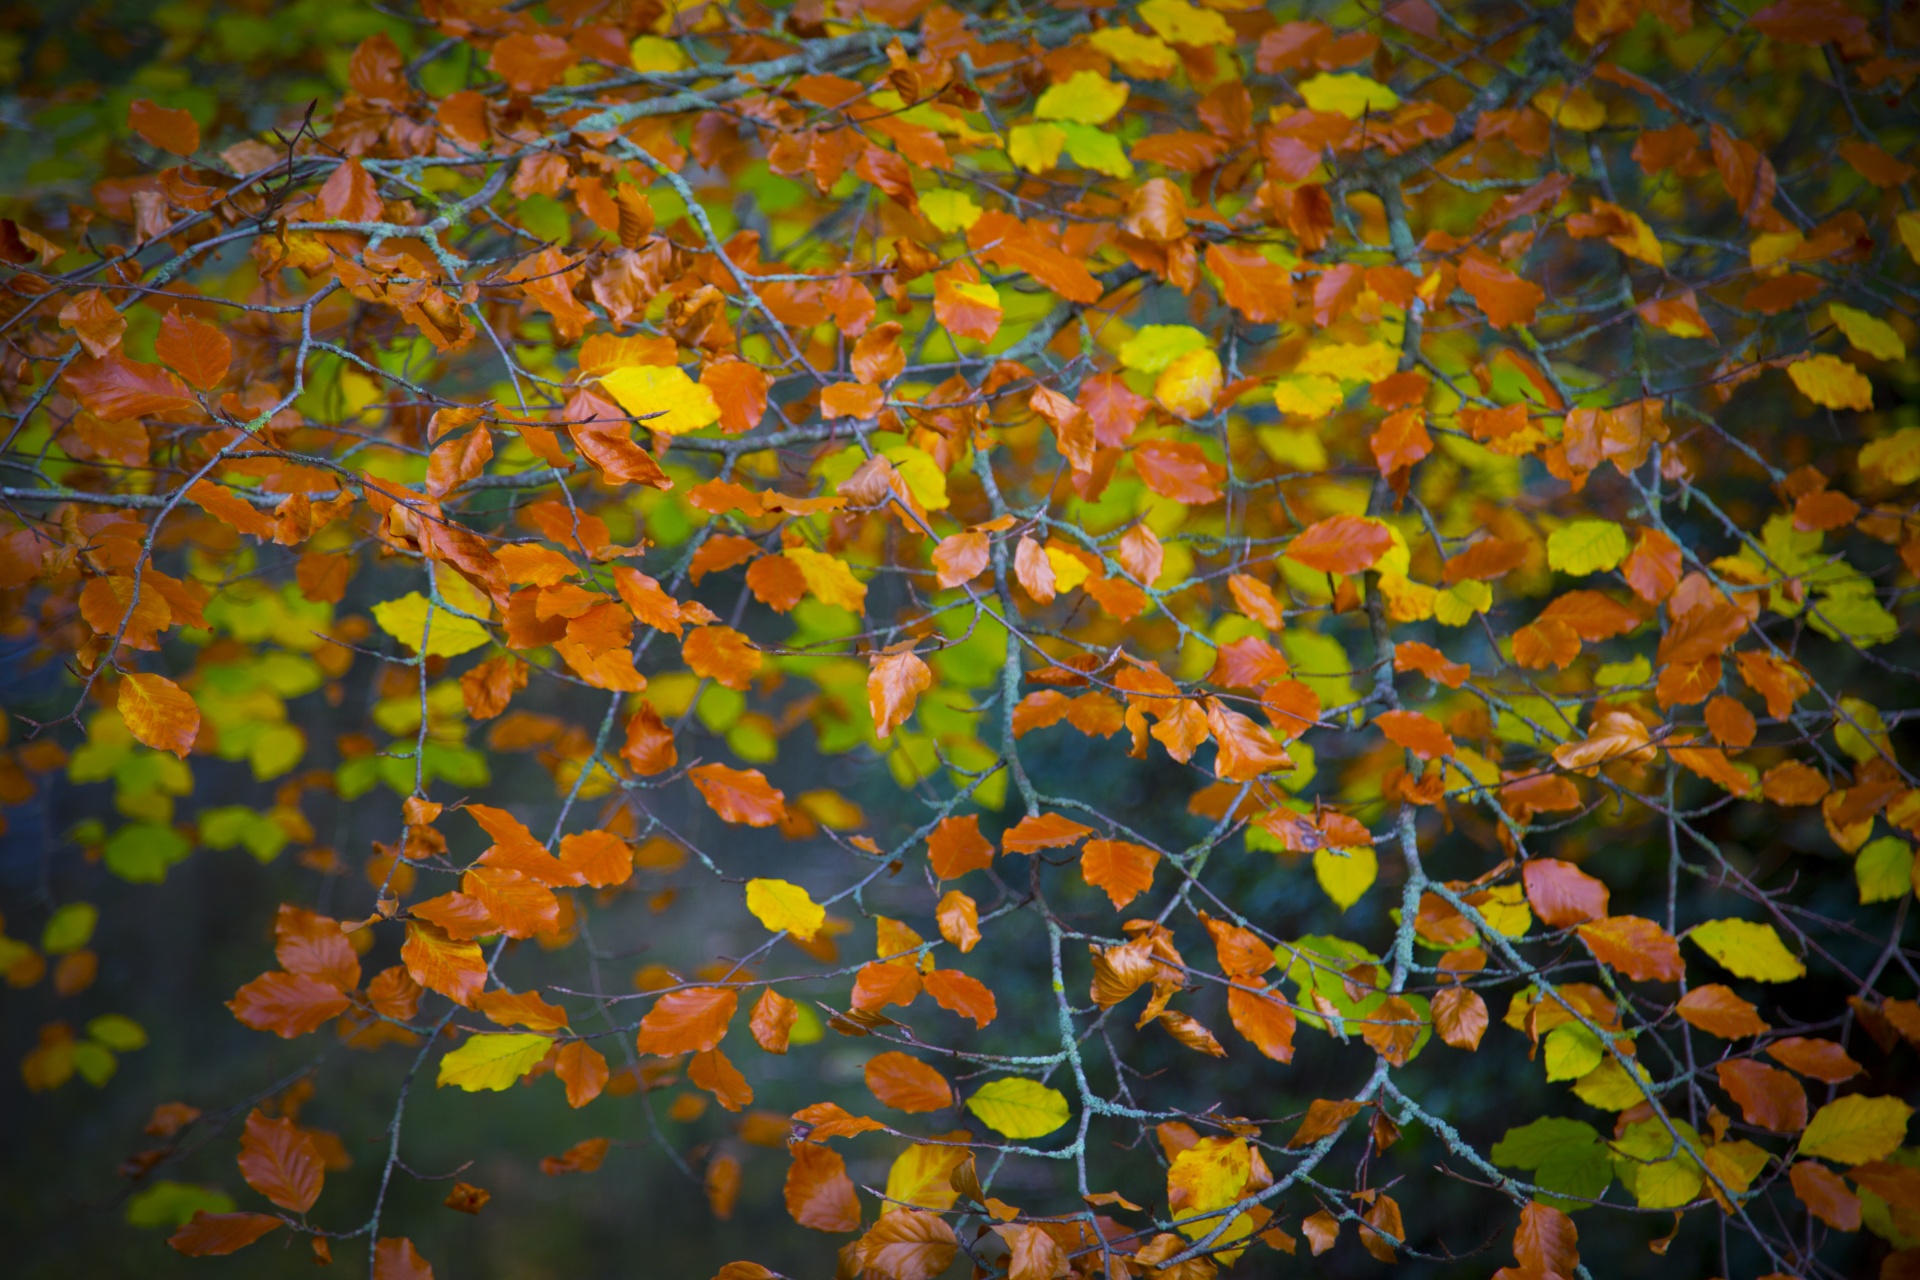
[745,879,826,941]
[118,672,199,758]
[636,987,737,1056]
[238,1109,323,1213]
[868,649,931,739]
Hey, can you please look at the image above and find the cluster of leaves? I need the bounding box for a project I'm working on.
[3,0,1920,1276]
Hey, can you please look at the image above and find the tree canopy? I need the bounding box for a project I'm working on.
[2,0,1919,1277]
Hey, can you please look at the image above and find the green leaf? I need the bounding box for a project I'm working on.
[1688,918,1806,982]
[104,823,192,883]
[125,1181,235,1229]
[436,1033,555,1092]
[1856,837,1913,904]
[1119,325,1209,374]
[87,1013,149,1051]
[1057,123,1133,178]
[1535,1141,1614,1211]
[1543,1023,1604,1081]
[1809,589,1899,647]
[1546,520,1629,575]
[41,902,98,955]
[1799,1095,1913,1164]
[1611,1119,1704,1210]
[1492,1117,1600,1169]
[965,1077,1070,1139]
[372,592,491,658]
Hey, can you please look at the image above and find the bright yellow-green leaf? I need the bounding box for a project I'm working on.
[86,1013,148,1051]
[42,902,98,954]
[1544,1023,1604,1081]
[921,189,981,234]
[1835,696,1890,762]
[1829,304,1906,362]
[1035,71,1129,125]
[1859,426,1920,483]
[1810,589,1899,647]
[437,1033,555,1092]
[1256,425,1328,470]
[966,1077,1070,1138]
[1574,1055,1654,1111]
[1300,73,1401,118]
[1434,579,1493,626]
[1138,0,1233,46]
[1546,520,1629,575]
[1595,655,1652,687]
[1314,845,1377,910]
[1120,325,1209,374]
[1899,210,1920,266]
[1086,27,1178,78]
[373,593,491,658]
[600,363,722,434]
[1855,836,1913,904]
[1688,918,1805,982]
[628,36,688,72]
[785,547,868,613]
[1296,341,1398,383]
[1788,354,1873,411]
[1007,122,1066,173]
[1612,1120,1704,1209]
[1272,374,1345,417]
[882,444,950,511]
[745,878,826,941]
[1058,122,1133,178]
[1798,1094,1913,1164]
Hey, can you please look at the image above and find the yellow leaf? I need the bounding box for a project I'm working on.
[437,1033,554,1092]
[1138,0,1234,46]
[600,364,722,434]
[1860,426,1920,484]
[882,445,950,511]
[372,592,492,658]
[1296,341,1398,383]
[1829,304,1906,362]
[1087,27,1178,78]
[1546,520,1629,575]
[1314,845,1377,910]
[1898,210,1920,266]
[1299,73,1402,119]
[1799,1094,1913,1164]
[885,1144,967,1213]
[1035,70,1129,125]
[965,1077,1070,1138]
[1476,884,1532,938]
[1787,355,1873,412]
[1168,1137,1254,1248]
[920,189,981,234]
[1007,123,1066,173]
[628,36,688,72]
[1688,918,1805,982]
[1573,1055,1655,1110]
[1119,324,1209,374]
[784,547,868,613]
[1272,374,1345,417]
[1045,547,1091,593]
[1532,84,1607,130]
[1155,348,1223,418]
[1433,579,1492,626]
[745,878,826,941]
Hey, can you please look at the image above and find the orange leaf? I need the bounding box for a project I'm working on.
[690,1046,754,1111]
[400,921,488,1007]
[1132,439,1224,504]
[555,1041,609,1107]
[936,890,980,953]
[1287,514,1391,574]
[690,764,787,827]
[1013,536,1055,604]
[1458,253,1544,329]
[1079,839,1160,908]
[372,1237,434,1280]
[700,358,769,434]
[750,988,798,1054]
[785,1141,862,1232]
[928,815,995,878]
[228,970,352,1038]
[932,531,989,590]
[869,649,932,739]
[1676,985,1771,1039]
[1371,408,1432,474]
[1767,1037,1862,1083]
[168,1212,281,1257]
[129,98,200,156]
[558,830,632,888]
[154,308,232,391]
[118,672,199,758]
[1576,915,1684,982]
[684,625,763,691]
[1514,1201,1578,1276]
[1393,641,1468,688]
[186,480,276,539]
[1227,980,1297,1062]
[1521,858,1610,927]
[238,1108,324,1213]
[540,1137,610,1176]
[924,969,996,1027]
[1790,1161,1862,1230]
[636,987,738,1056]
[1716,1058,1807,1133]
[864,1051,954,1113]
[1432,986,1488,1050]
[1374,709,1455,760]
[1002,812,1094,854]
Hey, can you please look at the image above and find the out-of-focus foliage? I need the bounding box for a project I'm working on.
[2,1,1919,1278]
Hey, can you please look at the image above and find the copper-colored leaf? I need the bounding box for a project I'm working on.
[864,1051,953,1113]
[636,987,738,1057]
[238,1108,323,1213]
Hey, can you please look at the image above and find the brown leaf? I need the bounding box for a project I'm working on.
[154,308,232,391]
[168,1212,281,1257]
[130,98,200,156]
[1514,1200,1578,1273]
[238,1108,323,1213]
